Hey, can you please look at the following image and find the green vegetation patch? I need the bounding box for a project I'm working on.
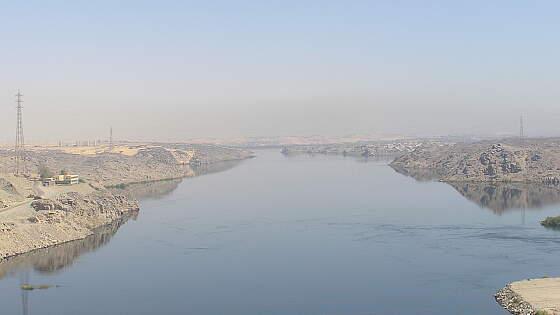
[541,216,560,229]
[20,284,59,291]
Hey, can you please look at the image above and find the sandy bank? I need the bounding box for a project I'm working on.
[496,278,560,314]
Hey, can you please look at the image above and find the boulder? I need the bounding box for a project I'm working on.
[31,199,64,211]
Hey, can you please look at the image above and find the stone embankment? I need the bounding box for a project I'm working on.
[390,139,560,183]
[0,190,138,261]
[496,278,560,315]
[495,285,536,314]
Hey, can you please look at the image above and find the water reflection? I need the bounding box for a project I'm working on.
[391,166,560,213]
[449,182,560,214]
[109,178,183,200]
[281,150,399,163]
[1,160,246,315]
[192,159,244,176]
[390,165,447,182]
[0,212,137,280]
[0,212,136,315]
[108,160,244,200]
[353,154,401,163]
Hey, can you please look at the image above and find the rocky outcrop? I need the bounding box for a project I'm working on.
[0,177,24,207]
[0,143,253,187]
[281,142,424,158]
[31,199,64,211]
[0,211,135,279]
[0,178,18,195]
[0,191,138,261]
[0,142,251,260]
[391,139,560,183]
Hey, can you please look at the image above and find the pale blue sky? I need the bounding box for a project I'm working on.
[1,1,560,141]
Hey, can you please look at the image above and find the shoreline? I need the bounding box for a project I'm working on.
[495,278,560,315]
[0,151,253,262]
[0,212,137,279]
[495,284,536,314]
[390,165,560,185]
[0,190,139,262]
[0,209,138,265]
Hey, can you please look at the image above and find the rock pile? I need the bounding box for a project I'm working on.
[0,178,18,195]
[495,285,535,314]
[31,199,64,211]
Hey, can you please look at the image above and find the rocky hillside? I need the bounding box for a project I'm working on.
[0,178,24,208]
[0,143,253,187]
[390,139,560,183]
[0,210,135,278]
[0,190,138,260]
[281,141,428,158]
[0,142,252,260]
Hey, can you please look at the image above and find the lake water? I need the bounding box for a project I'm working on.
[2,150,560,315]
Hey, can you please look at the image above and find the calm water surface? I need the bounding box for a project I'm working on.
[2,150,560,315]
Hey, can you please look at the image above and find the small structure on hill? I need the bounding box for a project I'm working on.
[42,174,79,186]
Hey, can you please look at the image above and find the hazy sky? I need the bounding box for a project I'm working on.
[1,1,560,142]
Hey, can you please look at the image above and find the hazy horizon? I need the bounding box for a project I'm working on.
[2,1,560,142]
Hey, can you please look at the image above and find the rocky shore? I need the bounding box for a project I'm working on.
[0,143,253,261]
[0,210,136,279]
[495,285,536,315]
[0,190,138,260]
[390,138,560,184]
[495,278,560,315]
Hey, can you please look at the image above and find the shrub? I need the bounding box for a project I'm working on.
[541,216,560,228]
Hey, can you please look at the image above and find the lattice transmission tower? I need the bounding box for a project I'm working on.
[14,90,26,175]
[519,115,525,140]
[109,126,113,150]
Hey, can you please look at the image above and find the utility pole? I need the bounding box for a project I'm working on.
[109,126,113,150]
[14,90,26,175]
[519,115,525,140]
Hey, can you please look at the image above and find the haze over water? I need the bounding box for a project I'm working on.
[1,150,560,314]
